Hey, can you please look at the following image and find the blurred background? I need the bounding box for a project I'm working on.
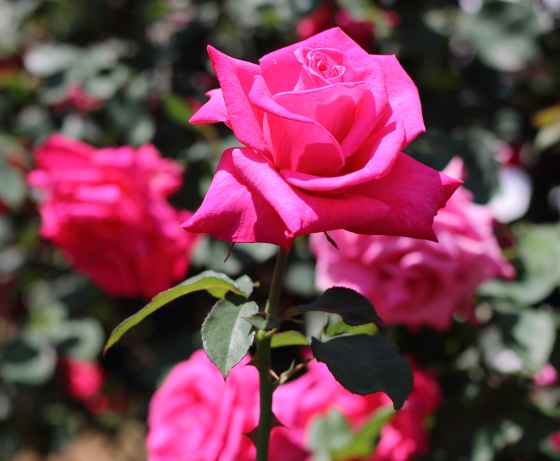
[0,0,560,460]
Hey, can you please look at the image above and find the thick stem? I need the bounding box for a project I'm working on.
[255,246,289,461]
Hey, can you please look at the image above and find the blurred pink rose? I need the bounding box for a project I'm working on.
[29,134,199,299]
[184,28,462,250]
[63,359,104,401]
[311,158,514,331]
[550,431,560,453]
[147,350,440,461]
[534,363,558,387]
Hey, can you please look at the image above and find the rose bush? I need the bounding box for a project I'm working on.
[28,134,199,299]
[146,350,440,461]
[183,27,462,250]
[311,158,514,331]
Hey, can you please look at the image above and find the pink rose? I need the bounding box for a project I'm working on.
[311,158,514,331]
[147,350,440,461]
[62,359,104,401]
[28,134,200,299]
[534,363,558,387]
[276,359,440,461]
[183,28,462,250]
[550,431,560,453]
[146,350,309,461]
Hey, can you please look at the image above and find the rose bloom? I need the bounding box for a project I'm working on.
[62,358,104,401]
[183,28,462,251]
[311,158,514,331]
[550,431,560,453]
[28,134,199,299]
[533,363,558,387]
[147,350,440,461]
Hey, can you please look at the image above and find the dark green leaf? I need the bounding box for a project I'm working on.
[104,271,247,354]
[311,335,413,409]
[297,287,382,326]
[271,330,308,348]
[202,295,258,379]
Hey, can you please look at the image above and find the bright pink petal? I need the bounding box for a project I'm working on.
[373,54,425,145]
[207,46,267,153]
[249,75,345,176]
[181,149,291,249]
[189,89,231,127]
[282,121,404,192]
[273,82,363,145]
[347,153,463,240]
[231,147,390,239]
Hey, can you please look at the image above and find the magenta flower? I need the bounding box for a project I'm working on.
[183,28,462,250]
[29,134,200,299]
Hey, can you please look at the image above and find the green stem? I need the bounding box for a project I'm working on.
[255,246,289,461]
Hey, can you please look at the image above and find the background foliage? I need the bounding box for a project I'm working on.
[0,0,560,460]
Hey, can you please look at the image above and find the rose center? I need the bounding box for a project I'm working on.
[294,47,346,89]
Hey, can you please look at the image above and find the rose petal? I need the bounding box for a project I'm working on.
[373,55,425,145]
[273,82,363,144]
[281,121,405,192]
[231,147,390,240]
[181,149,291,249]
[346,153,463,240]
[249,75,345,176]
[189,89,231,128]
[207,46,267,153]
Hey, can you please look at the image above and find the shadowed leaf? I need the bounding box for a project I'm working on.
[311,335,413,409]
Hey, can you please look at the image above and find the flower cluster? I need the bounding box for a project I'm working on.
[29,134,199,299]
[146,350,440,461]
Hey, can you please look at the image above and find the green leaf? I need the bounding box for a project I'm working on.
[311,335,413,409]
[297,287,382,326]
[510,309,556,373]
[271,330,308,348]
[104,271,247,354]
[331,407,394,460]
[327,321,377,337]
[201,295,258,379]
[235,275,257,298]
[162,93,194,128]
[307,408,353,457]
[479,224,560,305]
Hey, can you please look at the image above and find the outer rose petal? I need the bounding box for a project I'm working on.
[189,89,231,128]
[373,55,425,145]
[207,46,267,153]
[347,153,463,241]
[231,147,391,243]
[181,149,291,249]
